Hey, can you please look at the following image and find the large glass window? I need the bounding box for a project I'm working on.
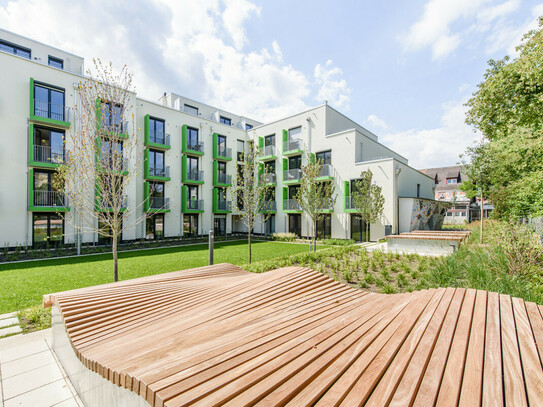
[265,161,275,174]
[289,155,302,170]
[214,217,226,236]
[351,215,368,242]
[149,117,165,144]
[217,161,227,174]
[184,104,198,116]
[220,116,231,125]
[217,135,227,156]
[97,219,123,245]
[265,215,275,235]
[0,40,30,58]
[288,185,299,199]
[245,123,253,130]
[288,214,301,236]
[101,140,123,170]
[48,56,64,69]
[101,101,123,132]
[34,171,63,207]
[187,185,199,210]
[33,127,65,163]
[187,127,199,149]
[149,150,165,177]
[265,134,275,146]
[237,140,245,161]
[316,150,332,165]
[288,126,301,139]
[33,213,63,246]
[34,84,65,121]
[183,214,198,236]
[316,214,332,239]
[146,214,165,240]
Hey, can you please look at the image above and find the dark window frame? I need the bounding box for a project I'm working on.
[146,213,165,240]
[0,39,31,59]
[48,56,64,69]
[184,104,199,116]
[316,150,332,165]
[264,134,275,146]
[149,117,166,143]
[32,213,64,247]
[34,82,66,121]
[220,116,232,125]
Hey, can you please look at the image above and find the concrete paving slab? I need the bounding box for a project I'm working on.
[2,362,64,400]
[0,335,49,364]
[1,349,55,379]
[0,326,21,339]
[53,397,83,407]
[0,319,19,329]
[0,313,16,321]
[4,379,73,407]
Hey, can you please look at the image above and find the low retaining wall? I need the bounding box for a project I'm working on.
[51,306,149,407]
[386,235,463,255]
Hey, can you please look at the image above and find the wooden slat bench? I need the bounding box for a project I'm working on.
[45,263,543,406]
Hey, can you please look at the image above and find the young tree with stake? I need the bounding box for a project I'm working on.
[351,169,384,242]
[294,153,336,252]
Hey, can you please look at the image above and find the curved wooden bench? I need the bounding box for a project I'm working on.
[45,263,543,406]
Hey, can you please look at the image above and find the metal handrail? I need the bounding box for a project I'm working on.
[217,172,232,184]
[187,140,204,152]
[33,145,65,164]
[260,173,276,184]
[261,145,277,157]
[260,200,276,211]
[149,131,170,146]
[283,199,301,211]
[149,166,170,178]
[100,196,128,210]
[150,196,170,209]
[283,139,303,153]
[283,168,302,182]
[217,146,232,158]
[217,200,232,211]
[187,199,204,210]
[187,169,204,182]
[33,190,67,207]
[318,164,333,178]
[33,99,70,122]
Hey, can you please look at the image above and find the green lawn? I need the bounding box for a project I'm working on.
[0,240,320,313]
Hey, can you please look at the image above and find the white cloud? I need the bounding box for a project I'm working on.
[365,114,389,130]
[314,60,351,110]
[0,0,346,122]
[401,0,541,59]
[380,98,480,169]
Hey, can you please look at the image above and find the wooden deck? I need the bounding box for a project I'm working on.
[44,263,543,407]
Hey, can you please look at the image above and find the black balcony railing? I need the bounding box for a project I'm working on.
[187,199,204,211]
[149,166,170,178]
[187,169,204,182]
[150,196,170,209]
[217,172,232,184]
[34,99,69,122]
[150,131,170,146]
[187,140,204,152]
[33,145,64,164]
[33,190,67,207]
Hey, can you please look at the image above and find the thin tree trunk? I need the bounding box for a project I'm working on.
[366,221,369,242]
[248,231,252,264]
[313,219,317,252]
[480,187,484,244]
[112,236,118,282]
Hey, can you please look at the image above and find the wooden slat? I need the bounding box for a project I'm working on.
[43,263,543,407]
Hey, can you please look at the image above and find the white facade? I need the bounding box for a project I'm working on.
[0,29,437,248]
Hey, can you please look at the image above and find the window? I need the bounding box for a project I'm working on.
[417,184,421,198]
[288,126,302,139]
[33,213,63,246]
[217,135,227,156]
[33,127,65,163]
[288,214,301,236]
[187,127,199,149]
[237,140,245,161]
[265,161,275,174]
[0,39,30,58]
[446,211,453,217]
[214,217,226,236]
[289,155,302,170]
[48,56,63,69]
[184,104,198,116]
[217,161,227,174]
[245,123,253,130]
[187,156,199,172]
[101,139,123,170]
[183,214,198,236]
[265,215,275,235]
[447,178,458,184]
[148,150,165,177]
[149,182,165,209]
[316,214,332,239]
[220,116,231,125]
[316,150,331,165]
[149,117,166,144]
[146,214,164,240]
[34,83,65,121]
[98,218,123,245]
[101,101,123,132]
[187,185,199,210]
[264,134,275,147]
[288,185,299,199]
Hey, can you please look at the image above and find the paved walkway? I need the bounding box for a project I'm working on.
[0,329,83,407]
[0,314,21,339]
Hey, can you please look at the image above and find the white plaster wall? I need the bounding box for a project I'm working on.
[396,162,435,200]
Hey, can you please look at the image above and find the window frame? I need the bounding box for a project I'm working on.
[184,104,199,116]
[220,116,232,126]
[0,39,31,59]
[34,82,66,121]
[316,150,332,165]
[32,213,64,247]
[48,56,64,69]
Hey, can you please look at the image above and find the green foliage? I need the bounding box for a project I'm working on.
[463,19,543,219]
[272,232,297,242]
[321,238,355,246]
[351,170,385,241]
[18,306,51,333]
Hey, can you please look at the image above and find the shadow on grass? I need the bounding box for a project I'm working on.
[0,240,262,272]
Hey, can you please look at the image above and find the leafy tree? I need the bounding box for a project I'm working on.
[294,154,336,252]
[56,60,152,282]
[231,140,274,263]
[351,170,384,242]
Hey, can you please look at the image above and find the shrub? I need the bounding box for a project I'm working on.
[272,232,297,242]
[321,239,355,246]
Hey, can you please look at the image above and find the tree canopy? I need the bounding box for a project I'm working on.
[463,17,543,219]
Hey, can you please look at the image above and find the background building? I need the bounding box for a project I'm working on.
[0,28,441,248]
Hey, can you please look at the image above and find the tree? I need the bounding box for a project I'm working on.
[56,59,153,282]
[231,140,274,263]
[351,170,384,242]
[463,17,543,220]
[294,154,336,252]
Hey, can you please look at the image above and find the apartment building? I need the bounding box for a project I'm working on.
[0,29,441,248]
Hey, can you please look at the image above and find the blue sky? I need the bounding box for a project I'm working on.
[1,0,542,168]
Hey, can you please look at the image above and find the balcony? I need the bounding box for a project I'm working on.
[33,99,70,125]
[100,120,129,137]
[317,164,334,180]
[283,139,303,155]
[260,145,277,159]
[187,140,204,154]
[99,196,128,211]
[186,169,204,183]
[148,166,170,179]
[149,196,170,210]
[283,199,301,211]
[345,195,355,210]
[33,145,65,166]
[216,146,232,160]
[33,190,68,208]
[259,200,276,212]
[259,173,276,185]
[217,200,232,211]
[283,168,302,183]
[186,199,204,211]
[101,157,129,173]
[149,131,170,148]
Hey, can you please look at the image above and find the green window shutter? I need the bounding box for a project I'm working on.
[95,97,102,130]
[28,169,34,209]
[182,124,188,152]
[144,181,150,212]
[258,162,264,175]
[213,133,218,158]
[213,161,218,185]
[144,148,150,179]
[282,186,288,201]
[181,185,187,212]
[282,129,288,142]
[181,155,187,183]
[258,137,264,149]
[29,78,34,117]
[144,114,150,146]
[344,180,350,209]
[213,188,219,212]
[28,123,34,163]
[282,158,288,181]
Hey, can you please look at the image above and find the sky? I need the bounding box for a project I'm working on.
[1,0,542,169]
